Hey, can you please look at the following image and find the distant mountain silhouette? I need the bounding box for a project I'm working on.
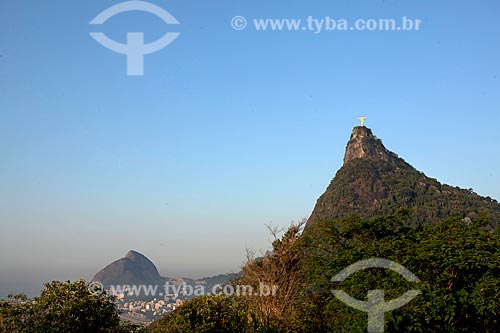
[92,250,165,287]
[307,126,500,229]
[92,251,241,296]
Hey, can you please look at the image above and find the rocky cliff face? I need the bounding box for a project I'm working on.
[343,126,409,167]
[306,126,500,229]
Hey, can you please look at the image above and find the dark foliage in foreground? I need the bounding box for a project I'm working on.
[0,280,143,333]
[149,211,500,332]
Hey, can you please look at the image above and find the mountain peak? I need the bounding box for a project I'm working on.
[306,126,500,229]
[125,250,145,260]
[343,126,402,166]
[92,250,164,288]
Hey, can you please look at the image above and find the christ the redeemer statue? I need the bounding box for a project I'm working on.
[357,116,367,127]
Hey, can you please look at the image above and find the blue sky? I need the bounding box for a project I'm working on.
[0,0,499,297]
